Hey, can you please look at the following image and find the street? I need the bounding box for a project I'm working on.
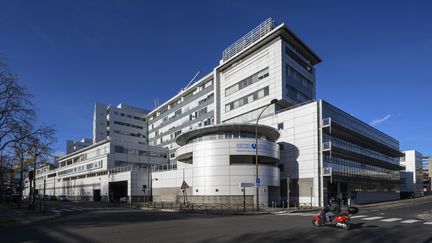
[1,197,432,243]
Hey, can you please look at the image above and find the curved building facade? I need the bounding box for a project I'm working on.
[152,124,280,206]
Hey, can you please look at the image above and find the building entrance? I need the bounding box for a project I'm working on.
[108,181,128,202]
[93,189,101,202]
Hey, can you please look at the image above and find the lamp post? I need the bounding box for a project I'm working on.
[255,99,278,211]
[150,178,158,202]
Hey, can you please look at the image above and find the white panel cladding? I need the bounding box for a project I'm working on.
[152,137,280,198]
[261,101,320,206]
[219,39,283,123]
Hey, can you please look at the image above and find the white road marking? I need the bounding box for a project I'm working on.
[59,209,73,212]
[400,219,421,224]
[351,215,368,219]
[49,210,61,213]
[362,216,384,220]
[70,207,85,211]
[380,218,403,222]
[423,222,432,225]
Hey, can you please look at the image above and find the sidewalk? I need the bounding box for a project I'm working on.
[0,203,60,226]
[355,195,432,210]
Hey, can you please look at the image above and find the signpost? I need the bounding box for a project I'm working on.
[239,182,254,212]
[180,180,189,205]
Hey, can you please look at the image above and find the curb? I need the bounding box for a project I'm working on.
[139,207,271,215]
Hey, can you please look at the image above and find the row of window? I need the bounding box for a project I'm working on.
[225,68,269,96]
[112,111,146,122]
[112,121,144,130]
[59,146,108,168]
[151,116,214,146]
[324,156,399,180]
[113,146,168,158]
[58,160,102,176]
[185,131,268,145]
[151,92,213,131]
[112,130,146,139]
[286,65,313,93]
[284,45,313,74]
[323,134,399,165]
[149,80,213,121]
[225,86,269,112]
[286,84,310,103]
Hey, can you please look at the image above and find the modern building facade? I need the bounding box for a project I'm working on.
[400,150,424,197]
[150,18,403,207]
[93,103,149,146]
[27,18,406,207]
[147,74,215,162]
[25,103,169,202]
[25,139,169,202]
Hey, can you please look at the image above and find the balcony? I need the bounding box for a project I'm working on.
[322,118,404,157]
[322,141,403,170]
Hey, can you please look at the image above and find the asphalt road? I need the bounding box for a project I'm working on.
[1,197,432,243]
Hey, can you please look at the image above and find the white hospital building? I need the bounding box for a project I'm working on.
[28,18,404,207]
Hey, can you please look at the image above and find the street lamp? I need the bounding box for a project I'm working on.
[255,99,278,211]
[150,178,158,202]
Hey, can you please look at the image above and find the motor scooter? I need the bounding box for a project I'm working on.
[312,206,358,230]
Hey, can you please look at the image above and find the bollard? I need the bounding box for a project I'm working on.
[171,203,173,209]
[282,200,285,208]
[161,202,164,209]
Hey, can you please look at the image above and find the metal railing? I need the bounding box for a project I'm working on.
[222,18,276,61]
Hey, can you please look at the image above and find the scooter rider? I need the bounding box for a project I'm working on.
[325,197,341,223]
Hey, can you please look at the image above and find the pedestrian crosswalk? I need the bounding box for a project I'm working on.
[273,212,432,225]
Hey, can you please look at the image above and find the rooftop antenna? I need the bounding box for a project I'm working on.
[182,71,200,92]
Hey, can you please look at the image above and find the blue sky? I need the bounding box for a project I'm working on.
[0,0,431,156]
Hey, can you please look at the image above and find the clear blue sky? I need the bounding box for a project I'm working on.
[0,0,431,156]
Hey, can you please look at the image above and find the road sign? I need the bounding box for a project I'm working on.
[239,182,254,188]
[256,178,261,184]
[180,180,189,189]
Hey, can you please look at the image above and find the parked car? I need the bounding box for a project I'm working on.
[57,195,68,201]
[119,197,128,203]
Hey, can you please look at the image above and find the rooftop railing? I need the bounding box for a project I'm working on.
[222,18,276,62]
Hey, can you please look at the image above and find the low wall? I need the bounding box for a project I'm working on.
[355,192,399,204]
[153,187,254,206]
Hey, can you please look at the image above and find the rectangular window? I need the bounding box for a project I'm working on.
[277,122,284,130]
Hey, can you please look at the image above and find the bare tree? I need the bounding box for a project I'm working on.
[0,61,35,152]
[0,61,35,203]
[11,128,32,208]
[28,126,56,209]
